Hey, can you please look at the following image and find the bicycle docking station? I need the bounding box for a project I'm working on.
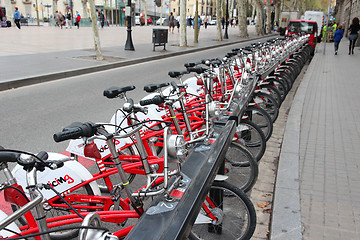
[125,104,241,240]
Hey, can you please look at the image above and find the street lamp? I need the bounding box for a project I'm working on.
[125,0,135,50]
[224,0,229,39]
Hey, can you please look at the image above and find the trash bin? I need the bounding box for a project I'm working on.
[152,28,168,51]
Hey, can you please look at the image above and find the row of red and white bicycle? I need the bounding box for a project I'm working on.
[0,34,313,240]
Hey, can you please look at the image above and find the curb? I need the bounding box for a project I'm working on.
[0,34,277,92]
[270,45,321,240]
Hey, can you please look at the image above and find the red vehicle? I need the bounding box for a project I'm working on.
[286,20,318,49]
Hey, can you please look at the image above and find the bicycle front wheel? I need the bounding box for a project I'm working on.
[189,181,256,240]
[225,141,258,193]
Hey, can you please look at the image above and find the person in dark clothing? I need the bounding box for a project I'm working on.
[0,8,5,21]
[348,17,360,55]
[99,11,105,28]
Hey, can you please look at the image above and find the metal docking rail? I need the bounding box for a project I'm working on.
[125,115,238,240]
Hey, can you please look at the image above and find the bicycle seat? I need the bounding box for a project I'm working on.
[103,85,136,99]
[168,70,189,78]
[144,82,169,93]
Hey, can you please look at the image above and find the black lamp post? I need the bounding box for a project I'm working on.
[224,0,229,39]
[125,0,135,50]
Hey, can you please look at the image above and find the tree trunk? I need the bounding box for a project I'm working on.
[53,0,58,17]
[180,0,187,46]
[266,0,271,33]
[4,0,13,22]
[82,0,88,18]
[238,0,248,38]
[253,0,264,35]
[216,0,223,41]
[230,0,235,18]
[274,0,280,25]
[88,0,104,61]
[160,0,163,26]
[143,0,148,26]
[194,0,199,43]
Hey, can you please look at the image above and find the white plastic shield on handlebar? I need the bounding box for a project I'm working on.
[12,152,101,201]
[0,210,20,238]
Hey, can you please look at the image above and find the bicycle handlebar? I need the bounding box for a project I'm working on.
[186,67,206,74]
[53,122,98,143]
[140,95,164,106]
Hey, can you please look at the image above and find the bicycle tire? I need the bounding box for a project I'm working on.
[234,119,266,162]
[258,84,282,107]
[244,105,273,141]
[251,92,279,122]
[189,181,257,240]
[225,141,258,193]
[267,78,287,102]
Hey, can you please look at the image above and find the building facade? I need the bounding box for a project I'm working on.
[0,0,169,24]
[335,0,360,41]
[169,0,214,19]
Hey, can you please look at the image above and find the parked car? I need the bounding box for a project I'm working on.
[208,19,217,25]
[286,19,318,50]
[147,18,153,25]
[156,17,167,25]
[135,16,140,25]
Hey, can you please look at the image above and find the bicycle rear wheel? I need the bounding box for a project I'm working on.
[225,142,258,193]
[251,92,279,122]
[234,119,266,162]
[244,105,273,141]
[189,181,256,240]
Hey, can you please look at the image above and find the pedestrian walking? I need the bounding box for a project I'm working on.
[333,25,344,55]
[168,12,175,33]
[74,11,81,29]
[14,7,21,29]
[348,17,360,55]
[54,11,59,27]
[0,8,5,21]
[221,17,225,29]
[176,15,180,32]
[65,10,72,29]
[99,11,105,28]
[58,11,65,29]
[204,16,208,29]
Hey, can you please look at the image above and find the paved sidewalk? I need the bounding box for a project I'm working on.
[0,25,270,91]
[272,41,360,240]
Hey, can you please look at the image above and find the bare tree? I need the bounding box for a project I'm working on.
[194,0,199,43]
[253,0,264,35]
[265,0,271,33]
[88,0,103,60]
[274,0,281,25]
[216,0,223,41]
[160,0,163,26]
[142,0,148,26]
[238,0,248,37]
[179,0,187,46]
[82,0,88,18]
[3,0,13,22]
[53,0,58,17]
